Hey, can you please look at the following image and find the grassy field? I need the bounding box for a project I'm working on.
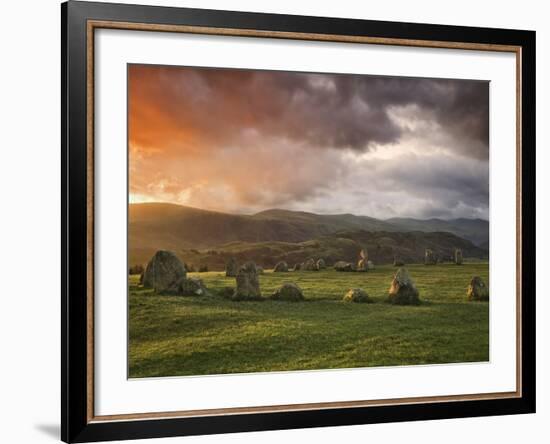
[128,263,489,378]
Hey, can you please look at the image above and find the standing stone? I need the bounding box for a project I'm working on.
[343,288,372,303]
[334,261,354,272]
[143,250,187,294]
[293,263,302,271]
[388,268,420,305]
[225,257,238,277]
[256,265,264,274]
[302,258,319,271]
[425,249,436,265]
[233,261,262,300]
[455,249,463,265]
[357,249,369,271]
[316,258,326,270]
[273,261,289,272]
[181,277,207,296]
[467,276,489,301]
[270,282,305,301]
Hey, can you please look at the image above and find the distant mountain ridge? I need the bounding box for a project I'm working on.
[386,217,489,247]
[129,203,489,266]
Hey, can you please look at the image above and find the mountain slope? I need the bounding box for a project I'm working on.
[253,209,396,232]
[130,229,487,270]
[386,217,489,247]
[129,203,399,251]
[129,203,489,266]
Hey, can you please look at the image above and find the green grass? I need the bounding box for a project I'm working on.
[128,263,489,378]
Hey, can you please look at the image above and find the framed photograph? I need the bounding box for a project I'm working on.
[61,1,536,442]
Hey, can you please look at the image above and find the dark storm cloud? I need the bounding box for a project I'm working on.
[369,154,490,218]
[379,155,489,202]
[290,150,490,220]
[129,65,489,159]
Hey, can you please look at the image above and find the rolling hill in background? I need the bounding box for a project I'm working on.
[386,217,489,247]
[129,203,489,268]
[129,203,401,251]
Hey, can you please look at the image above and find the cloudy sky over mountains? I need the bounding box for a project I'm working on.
[128,64,489,220]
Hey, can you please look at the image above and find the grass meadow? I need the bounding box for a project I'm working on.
[128,263,489,378]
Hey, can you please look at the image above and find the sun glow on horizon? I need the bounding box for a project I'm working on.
[129,193,159,204]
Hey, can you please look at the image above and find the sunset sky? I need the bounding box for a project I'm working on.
[128,64,489,220]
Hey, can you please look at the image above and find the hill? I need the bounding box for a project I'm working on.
[129,203,399,251]
[128,203,489,267]
[386,217,489,247]
[130,230,487,271]
[253,208,394,232]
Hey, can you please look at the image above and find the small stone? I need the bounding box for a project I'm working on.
[334,261,354,272]
[270,283,305,302]
[343,288,372,303]
[467,276,489,301]
[302,258,319,271]
[180,277,206,296]
[273,261,289,272]
[316,258,327,270]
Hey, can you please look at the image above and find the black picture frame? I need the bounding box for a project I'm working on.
[61,1,536,442]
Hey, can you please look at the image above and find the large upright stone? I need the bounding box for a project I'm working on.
[143,250,187,294]
[357,249,369,271]
[425,248,436,265]
[388,267,420,305]
[467,276,489,301]
[455,249,463,265]
[225,257,238,277]
[233,262,262,300]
